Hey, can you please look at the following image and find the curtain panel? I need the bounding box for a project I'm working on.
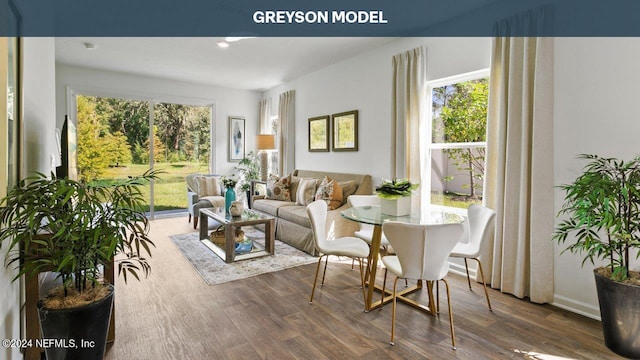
[391,46,426,216]
[278,90,295,176]
[483,6,554,303]
[258,98,271,134]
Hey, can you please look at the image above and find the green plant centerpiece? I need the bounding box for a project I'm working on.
[375,178,419,199]
[553,154,640,358]
[375,178,419,216]
[0,169,158,360]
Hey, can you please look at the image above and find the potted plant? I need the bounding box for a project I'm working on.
[553,154,640,359]
[0,170,158,360]
[221,176,238,214]
[235,151,260,201]
[375,178,419,216]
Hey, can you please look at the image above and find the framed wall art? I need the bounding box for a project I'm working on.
[331,110,358,152]
[228,116,245,161]
[308,115,330,152]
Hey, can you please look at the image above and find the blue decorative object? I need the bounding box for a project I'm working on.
[224,187,236,215]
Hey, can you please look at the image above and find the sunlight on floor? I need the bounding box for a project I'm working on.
[514,349,577,360]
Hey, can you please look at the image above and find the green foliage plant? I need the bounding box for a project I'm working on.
[0,169,159,305]
[553,154,640,281]
[375,178,419,199]
[235,151,260,192]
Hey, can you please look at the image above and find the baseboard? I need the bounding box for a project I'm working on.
[448,261,602,321]
[552,294,601,321]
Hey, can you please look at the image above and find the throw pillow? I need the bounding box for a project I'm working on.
[296,178,318,206]
[196,176,221,197]
[266,174,291,201]
[289,175,301,203]
[315,176,344,210]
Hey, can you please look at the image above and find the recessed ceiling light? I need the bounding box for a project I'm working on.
[83,42,97,50]
[216,40,230,48]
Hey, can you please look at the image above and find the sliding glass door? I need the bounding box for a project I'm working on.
[75,94,213,216]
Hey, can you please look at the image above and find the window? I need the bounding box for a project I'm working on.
[425,69,489,212]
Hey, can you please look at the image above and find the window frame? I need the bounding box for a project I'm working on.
[424,68,490,216]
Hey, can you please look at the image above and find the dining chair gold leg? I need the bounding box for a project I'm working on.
[442,279,456,350]
[436,281,440,313]
[357,258,368,311]
[309,255,325,303]
[474,258,492,311]
[321,256,329,286]
[463,258,472,290]
[381,268,388,307]
[390,277,400,346]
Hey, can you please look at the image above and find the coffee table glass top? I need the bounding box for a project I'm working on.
[201,207,273,224]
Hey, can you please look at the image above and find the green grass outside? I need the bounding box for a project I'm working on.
[93,161,209,212]
[431,191,482,209]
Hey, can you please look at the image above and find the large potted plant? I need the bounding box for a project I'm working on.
[553,154,640,359]
[0,170,158,360]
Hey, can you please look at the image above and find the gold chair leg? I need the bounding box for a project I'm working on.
[464,258,472,290]
[309,255,325,303]
[436,281,440,313]
[357,258,368,312]
[381,268,388,307]
[321,256,329,286]
[390,277,400,346]
[442,279,456,350]
[473,258,492,311]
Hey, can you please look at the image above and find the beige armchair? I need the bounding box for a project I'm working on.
[186,173,225,229]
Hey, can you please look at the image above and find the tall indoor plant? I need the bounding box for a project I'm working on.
[0,170,158,360]
[553,154,640,359]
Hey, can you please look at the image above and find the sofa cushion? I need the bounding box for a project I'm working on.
[252,199,297,217]
[296,178,318,206]
[196,176,221,197]
[339,180,357,199]
[278,205,311,228]
[315,176,343,210]
[266,174,291,201]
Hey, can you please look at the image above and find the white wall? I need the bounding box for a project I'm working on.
[0,37,57,360]
[553,38,640,318]
[262,38,492,185]
[55,64,261,176]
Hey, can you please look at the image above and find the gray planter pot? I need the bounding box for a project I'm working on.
[594,269,640,359]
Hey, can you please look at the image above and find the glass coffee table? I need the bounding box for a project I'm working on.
[199,207,275,263]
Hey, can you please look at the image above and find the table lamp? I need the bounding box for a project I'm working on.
[256,134,276,181]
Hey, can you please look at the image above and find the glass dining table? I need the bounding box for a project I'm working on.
[342,205,464,313]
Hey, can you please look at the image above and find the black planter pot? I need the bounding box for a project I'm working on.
[37,284,114,360]
[594,269,640,359]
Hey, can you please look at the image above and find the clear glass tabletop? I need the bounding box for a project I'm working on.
[341,205,464,226]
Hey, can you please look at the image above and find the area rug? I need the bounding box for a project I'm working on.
[169,229,317,285]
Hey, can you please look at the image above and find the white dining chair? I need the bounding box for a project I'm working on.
[381,221,464,349]
[449,204,496,310]
[306,200,370,310]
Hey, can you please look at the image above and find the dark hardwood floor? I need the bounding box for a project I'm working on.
[104,216,621,360]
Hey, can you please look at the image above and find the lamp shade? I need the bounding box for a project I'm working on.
[256,134,276,150]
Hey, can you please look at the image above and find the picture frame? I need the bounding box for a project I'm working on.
[308,115,330,152]
[331,110,358,152]
[228,116,245,161]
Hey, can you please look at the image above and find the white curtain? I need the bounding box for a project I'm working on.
[391,47,426,215]
[278,90,295,176]
[483,7,554,303]
[258,98,271,134]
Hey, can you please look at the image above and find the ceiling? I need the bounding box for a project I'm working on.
[55,37,395,92]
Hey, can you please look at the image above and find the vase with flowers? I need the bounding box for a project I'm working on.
[222,176,237,215]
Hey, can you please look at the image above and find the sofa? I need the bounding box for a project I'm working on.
[186,173,225,229]
[251,169,373,255]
